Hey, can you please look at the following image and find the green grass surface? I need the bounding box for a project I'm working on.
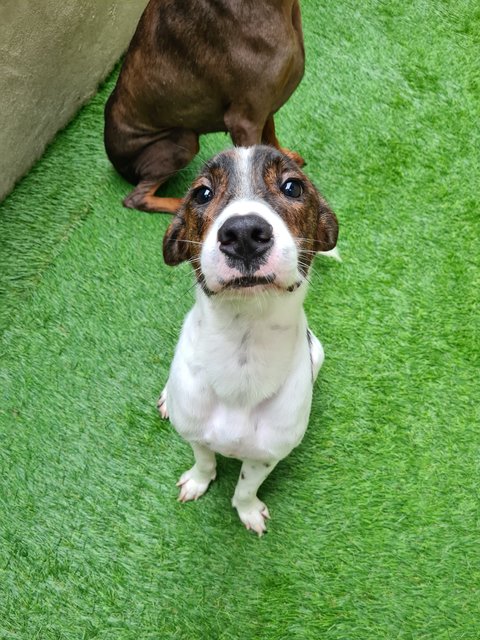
[1,1,479,637]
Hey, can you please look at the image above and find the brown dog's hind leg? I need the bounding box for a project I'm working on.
[261,115,305,167]
[123,181,182,214]
[224,106,266,147]
[123,128,199,213]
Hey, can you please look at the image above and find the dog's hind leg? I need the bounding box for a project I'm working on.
[157,387,169,419]
[123,128,199,213]
[124,180,183,213]
[224,107,264,147]
[307,329,325,382]
[177,443,217,503]
[261,115,305,167]
[232,460,278,536]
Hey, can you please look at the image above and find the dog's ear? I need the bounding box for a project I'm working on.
[163,213,190,266]
[313,195,339,252]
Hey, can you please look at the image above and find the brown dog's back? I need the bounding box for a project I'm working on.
[104,0,305,212]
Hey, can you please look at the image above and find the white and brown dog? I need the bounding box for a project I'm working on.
[158,145,338,535]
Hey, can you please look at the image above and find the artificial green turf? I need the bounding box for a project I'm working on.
[1,0,479,637]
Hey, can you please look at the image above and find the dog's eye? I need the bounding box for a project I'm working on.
[280,179,303,198]
[194,186,214,205]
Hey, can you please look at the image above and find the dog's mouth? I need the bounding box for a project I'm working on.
[220,274,277,289]
[198,272,302,296]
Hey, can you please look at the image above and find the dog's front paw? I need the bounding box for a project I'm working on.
[232,497,270,536]
[176,465,216,502]
[157,388,168,419]
[123,191,142,210]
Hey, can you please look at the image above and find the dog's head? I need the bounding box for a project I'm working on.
[163,146,338,296]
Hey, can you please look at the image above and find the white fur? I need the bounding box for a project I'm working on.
[162,150,328,535]
[319,246,342,262]
[167,286,314,458]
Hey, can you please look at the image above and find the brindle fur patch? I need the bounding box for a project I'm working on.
[163,146,338,280]
[163,150,238,266]
[250,146,338,274]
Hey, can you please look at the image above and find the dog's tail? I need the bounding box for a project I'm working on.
[319,246,342,262]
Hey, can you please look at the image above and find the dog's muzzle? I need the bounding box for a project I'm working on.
[217,214,273,270]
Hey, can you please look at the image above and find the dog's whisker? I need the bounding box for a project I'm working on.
[298,249,318,256]
[175,239,204,246]
[297,257,313,268]
[297,260,314,269]
[297,262,315,271]
[294,236,328,246]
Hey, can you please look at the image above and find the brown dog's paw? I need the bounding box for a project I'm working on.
[123,191,142,210]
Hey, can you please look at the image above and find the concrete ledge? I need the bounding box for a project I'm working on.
[0,0,147,201]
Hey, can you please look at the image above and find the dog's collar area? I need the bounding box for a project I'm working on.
[286,281,302,292]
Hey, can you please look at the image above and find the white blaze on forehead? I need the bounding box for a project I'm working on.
[234,147,255,199]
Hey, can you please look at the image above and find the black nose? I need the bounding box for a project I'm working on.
[217,214,273,265]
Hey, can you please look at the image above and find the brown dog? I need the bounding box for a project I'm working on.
[104,0,305,213]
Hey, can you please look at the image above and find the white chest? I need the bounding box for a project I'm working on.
[166,287,315,461]
[193,311,301,405]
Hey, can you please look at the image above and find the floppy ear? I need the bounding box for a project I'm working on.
[314,195,339,252]
[163,213,191,266]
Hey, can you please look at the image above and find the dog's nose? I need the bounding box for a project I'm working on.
[217,214,273,264]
